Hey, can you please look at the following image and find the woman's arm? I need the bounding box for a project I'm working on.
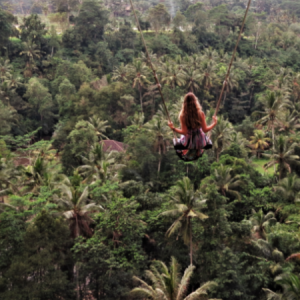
[200,112,217,133]
[168,113,217,134]
[168,115,188,135]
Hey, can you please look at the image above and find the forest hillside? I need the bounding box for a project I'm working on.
[1,0,300,299]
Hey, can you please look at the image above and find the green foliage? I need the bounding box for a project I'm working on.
[147,3,171,34]
[62,0,109,49]
[67,120,98,157]
[0,8,17,50]
[24,78,55,134]
[95,197,147,270]
[0,210,74,300]
[20,14,47,47]
[2,1,300,299]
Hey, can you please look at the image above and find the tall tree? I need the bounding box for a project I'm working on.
[210,116,234,161]
[249,130,270,158]
[71,0,110,46]
[0,101,16,135]
[131,256,218,300]
[258,91,289,156]
[144,116,172,173]
[54,184,104,238]
[20,40,43,63]
[1,211,74,300]
[0,59,12,84]
[147,3,171,34]
[24,78,55,134]
[88,116,110,141]
[77,143,118,184]
[20,14,47,47]
[67,120,98,158]
[160,177,208,265]
[204,164,243,200]
[160,61,185,89]
[129,59,150,113]
[249,209,277,240]
[274,174,300,203]
[263,135,300,179]
[0,8,17,50]
[182,68,202,93]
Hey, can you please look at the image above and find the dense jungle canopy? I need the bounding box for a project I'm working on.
[2,0,300,299]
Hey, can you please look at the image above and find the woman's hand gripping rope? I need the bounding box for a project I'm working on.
[168,121,175,131]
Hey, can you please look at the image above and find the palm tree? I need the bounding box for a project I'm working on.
[131,256,218,300]
[210,116,234,161]
[263,135,300,179]
[24,155,50,193]
[274,174,300,203]
[4,73,23,91]
[139,50,158,66]
[53,182,104,300]
[221,68,240,104]
[182,68,202,93]
[206,164,243,200]
[142,85,160,117]
[200,60,216,89]
[263,273,300,300]
[185,54,201,70]
[112,62,130,83]
[77,143,117,184]
[231,131,250,158]
[0,59,12,83]
[160,177,208,265]
[258,91,290,152]
[129,59,150,113]
[202,46,219,61]
[88,115,110,140]
[0,156,21,197]
[278,110,300,135]
[249,130,271,158]
[250,209,277,240]
[20,40,43,63]
[130,111,145,128]
[246,56,255,70]
[160,61,185,89]
[252,238,284,262]
[54,184,104,238]
[144,116,172,173]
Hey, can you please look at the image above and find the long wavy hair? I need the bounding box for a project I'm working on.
[179,92,203,129]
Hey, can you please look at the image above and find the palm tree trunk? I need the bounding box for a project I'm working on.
[75,264,80,300]
[158,149,161,174]
[279,167,282,180]
[139,83,143,113]
[74,216,80,300]
[272,124,275,173]
[216,149,220,162]
[190,217,193,266]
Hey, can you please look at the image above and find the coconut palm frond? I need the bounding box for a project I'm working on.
[184,282,218,300]
[176,264,195,300]
[81,203,104,214]
[77,186,89,206]
[166,218,183,238]
[262,288,282,300]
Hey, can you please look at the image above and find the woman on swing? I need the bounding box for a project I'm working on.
[168,92,218,161]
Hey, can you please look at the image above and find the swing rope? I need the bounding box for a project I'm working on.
[214,0,252,117]
[128,0,177,139]
[129,0,252,133]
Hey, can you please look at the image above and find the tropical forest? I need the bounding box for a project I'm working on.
[1,0,300,299]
